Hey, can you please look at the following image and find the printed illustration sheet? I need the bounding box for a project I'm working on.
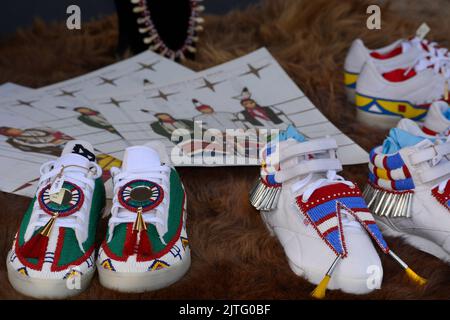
[0,90,129,159]
[41,49,195,101]
[2,50,195,159]
[0,110,120,198]
[92,48,368,165]
[0,82,34,98]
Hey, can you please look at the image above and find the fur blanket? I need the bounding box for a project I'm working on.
[0,0,449,299]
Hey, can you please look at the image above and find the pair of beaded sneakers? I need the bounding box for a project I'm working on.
[7,140,190,298]
[345,23,450,129]
[250,126,436,298]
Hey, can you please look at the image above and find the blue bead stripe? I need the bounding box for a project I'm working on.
[325,229,344,255]
[367,223,388,252]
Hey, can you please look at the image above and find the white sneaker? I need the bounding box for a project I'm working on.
[6,141,105,299]
[364,124,450,263]
[355,41,450,129]
[250,126,425,298]
[97,142,190,293]
[344,37,422,102]
[396,102,450,137]
[422,101,450,135]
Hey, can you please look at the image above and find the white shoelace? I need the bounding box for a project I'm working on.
[290,170,359,228]
[108,165,171,243]
[405,38,450,81]
[30,160,102,250]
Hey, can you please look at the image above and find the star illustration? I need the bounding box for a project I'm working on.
[196,78,224,92]
[13,99,38,108]
[136,61,160,72]
[102,97,129,108]
[143,79,153,86]
[150,90,178,101]
[55,89,81,97]
[97,76,119,86]
[239,63,270,79]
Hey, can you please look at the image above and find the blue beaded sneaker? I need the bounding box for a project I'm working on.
[6,141,105,299]
[97,142,190,292]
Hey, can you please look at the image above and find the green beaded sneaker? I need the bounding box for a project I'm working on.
[97,142,190,293]
[6,141,105,299]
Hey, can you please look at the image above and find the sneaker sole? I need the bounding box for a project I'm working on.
[356,109,401,129]
[6,257,95,299]
[344,71,358,103]
[287,258,377,295]
[345,87,356,104]
[97,250,191,293]
[376,218,450,264]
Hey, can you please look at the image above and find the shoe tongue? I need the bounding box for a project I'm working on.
[62,140,96,161]
[122,146,160,172]
[382,128,428,154]
[278,125,306,143]
[56,140,94,167]
[52,141,95,180]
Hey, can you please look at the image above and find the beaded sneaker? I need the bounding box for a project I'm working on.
[344,37,422,103]
[421,101,450,136]
[364,124,450,263]
[7,141,105,299]
[250,126,426,298]
[97,142,190,292]
[354,36,450,129]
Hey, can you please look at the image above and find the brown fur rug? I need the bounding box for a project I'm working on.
[0,0,449,299]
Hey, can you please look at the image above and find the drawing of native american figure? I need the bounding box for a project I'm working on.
[150,113,195,140]
[0,126,73,156]
[191,99,245,130]
[74,107,122,137]
[235,87,293,129]
[191,98,260,158]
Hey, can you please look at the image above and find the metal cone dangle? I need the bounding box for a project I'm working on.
[134,206,147,232]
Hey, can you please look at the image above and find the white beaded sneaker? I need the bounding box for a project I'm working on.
[250,126,426,298]
[364,124,450,264]
[7,141,105,299]
[97,142,190,292]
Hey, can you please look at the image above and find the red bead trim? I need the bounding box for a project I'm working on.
[51,227,95,272]
[422,126,438,136]
[117,179,164,213]
[38,182,84,217]
[344,207,390,254]
[431,184,450,213]
[367,180,413,195]
[298,183,361,211]
[102,192,186,262]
